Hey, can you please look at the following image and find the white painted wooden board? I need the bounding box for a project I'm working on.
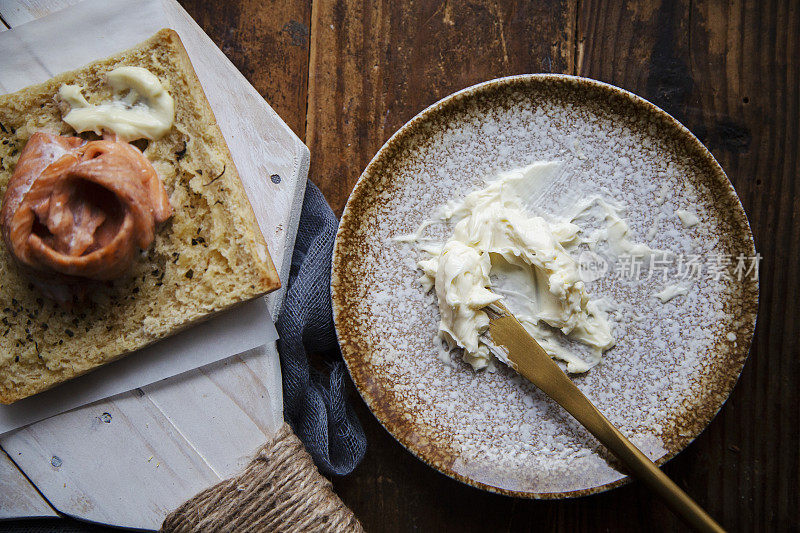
[0,0,309,528]
[0,450,56,519]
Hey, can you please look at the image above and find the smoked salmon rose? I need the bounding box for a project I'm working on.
[1,132,171,299]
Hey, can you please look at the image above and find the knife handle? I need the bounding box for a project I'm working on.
[486,306,725,533]
[553,387,725,533]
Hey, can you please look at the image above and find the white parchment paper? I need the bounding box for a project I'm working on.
[0,0,279,434]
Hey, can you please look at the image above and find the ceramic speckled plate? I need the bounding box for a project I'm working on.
[331,75,758,498]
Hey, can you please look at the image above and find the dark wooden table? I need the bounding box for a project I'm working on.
[177,1,795,531]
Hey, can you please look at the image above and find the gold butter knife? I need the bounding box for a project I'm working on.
[484,302,725,533]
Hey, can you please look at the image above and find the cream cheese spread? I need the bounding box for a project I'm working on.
[59,67,175,141]
[568,196,659,260]
[406,162,633,373]
[654,284,689,303]
[676,209,700,228]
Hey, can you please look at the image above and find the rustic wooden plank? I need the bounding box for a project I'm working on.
[179,0,312,141]
[2,391,222,528]
[685,1,799,530]
[307,0,577,216]
[581,1,797,530]
[0,450,57,519]
[577,0,693,122]
[142,354,283,477]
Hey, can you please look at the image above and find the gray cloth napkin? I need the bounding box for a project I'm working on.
[276,180,367,476]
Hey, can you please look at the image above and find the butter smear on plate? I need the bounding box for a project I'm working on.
[399,162,660,373]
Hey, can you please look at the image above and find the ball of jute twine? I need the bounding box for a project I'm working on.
[160,423,364,532]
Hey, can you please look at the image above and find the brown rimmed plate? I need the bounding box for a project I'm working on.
[331,74,758,498]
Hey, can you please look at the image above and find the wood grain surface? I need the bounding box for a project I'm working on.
[0,450,56,519]
[177,0,796,531]
[5,0,794,530]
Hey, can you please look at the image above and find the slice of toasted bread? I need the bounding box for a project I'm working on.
[0,29,280,403]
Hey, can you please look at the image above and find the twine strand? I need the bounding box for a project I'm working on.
[161,423,363,532]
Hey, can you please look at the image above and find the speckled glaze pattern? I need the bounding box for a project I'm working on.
[331,75,758,498]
